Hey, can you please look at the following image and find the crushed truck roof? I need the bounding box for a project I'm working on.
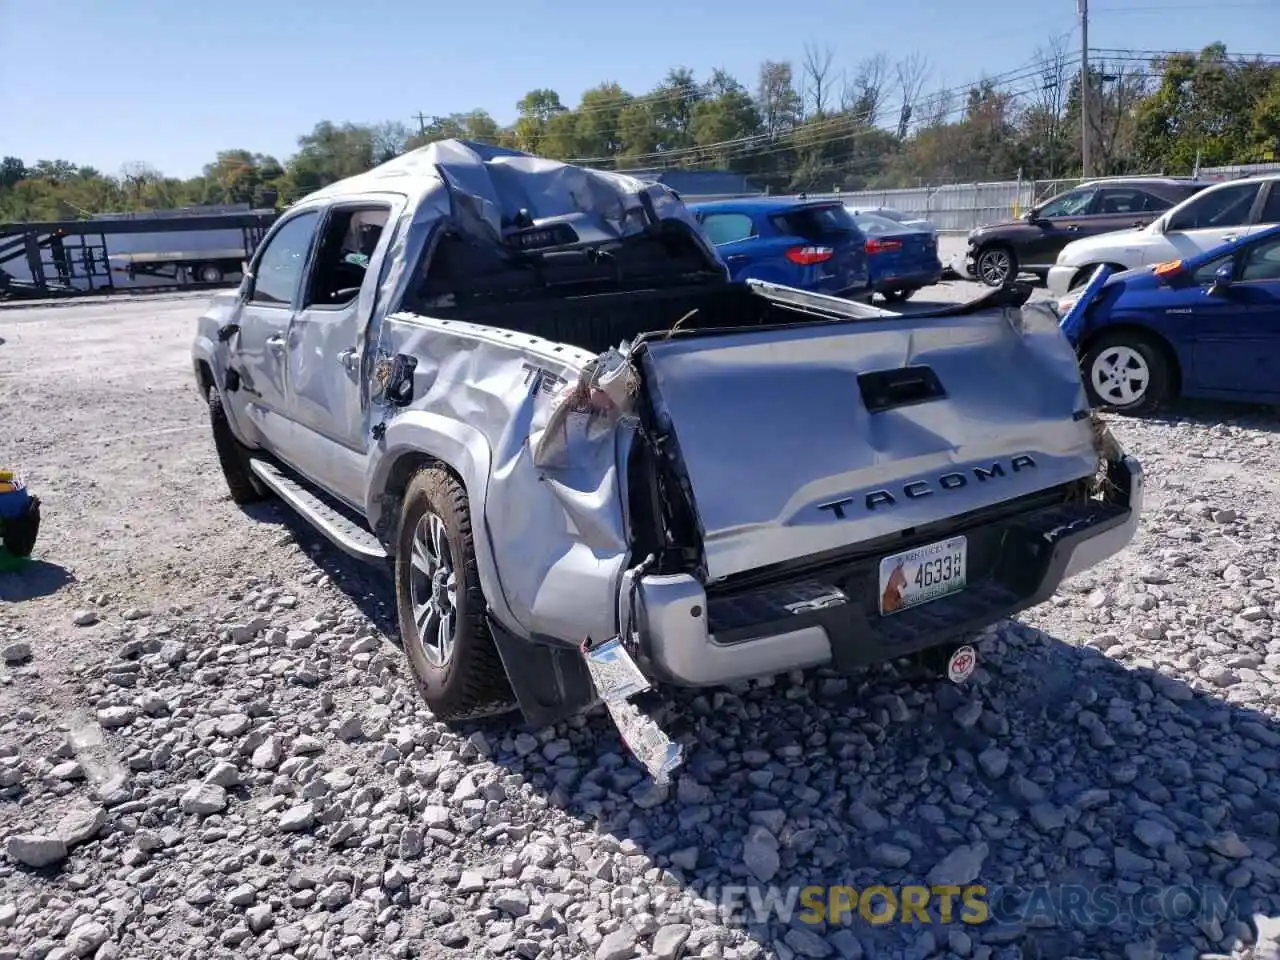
[293,138,726,322]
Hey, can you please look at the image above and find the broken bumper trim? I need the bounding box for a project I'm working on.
[633,456,1143,687]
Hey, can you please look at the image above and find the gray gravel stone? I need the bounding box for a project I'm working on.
[179,782,227,815]
[6,834,66,868]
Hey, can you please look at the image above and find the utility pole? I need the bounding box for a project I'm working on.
[413,112,431,137]
[1079,0,1091,178]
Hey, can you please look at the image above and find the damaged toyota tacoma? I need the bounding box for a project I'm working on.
[192,139,1144,732]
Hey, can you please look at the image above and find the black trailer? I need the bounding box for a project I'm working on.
[0,210,278,300]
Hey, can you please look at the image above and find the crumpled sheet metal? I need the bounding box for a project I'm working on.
[373,312,635,645]
[302,139,722,356]
[640,296,1100,583]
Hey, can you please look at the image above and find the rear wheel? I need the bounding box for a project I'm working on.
[1081,330,1172,415]
[197,263,224,284]
[882,288,916,303]
[394,466,517,722]
[975,245,1016,287]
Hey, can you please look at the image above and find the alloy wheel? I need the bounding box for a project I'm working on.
[1090,345,1151,407]
[407,511,458,667]
[978,248,1011,285]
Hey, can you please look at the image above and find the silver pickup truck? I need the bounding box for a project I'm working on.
[191,139,1143,729]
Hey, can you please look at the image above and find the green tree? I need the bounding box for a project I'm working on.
[513,89,568,154]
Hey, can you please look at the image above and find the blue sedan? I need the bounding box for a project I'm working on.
[848,210,944,302]
[1056,223,1280,413]
[689,198,872,300]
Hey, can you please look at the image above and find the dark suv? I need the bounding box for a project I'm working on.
[964,177,1211,286]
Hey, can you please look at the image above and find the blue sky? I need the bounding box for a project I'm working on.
[2,0,1278,178]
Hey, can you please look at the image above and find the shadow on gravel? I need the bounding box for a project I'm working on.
[478,628,1280,960]
[0,559,74,602]
[240,501,400,636]
[1125,399,1280,433]
[245,501,1280,960]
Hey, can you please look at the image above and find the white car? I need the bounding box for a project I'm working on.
[844,204,937,237]
[1047,174,1280,298]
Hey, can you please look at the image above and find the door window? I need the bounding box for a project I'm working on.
[303,205,391,307]
[1166,182,1262,232]
[1240,237,1280,282]
[700,213,756,245]
[251,210,321,305]
[1190,251,1235,285]
[1036,188,1097,218]
[1095,189,1152,214]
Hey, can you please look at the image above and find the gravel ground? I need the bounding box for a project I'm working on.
[2,284,1280,960]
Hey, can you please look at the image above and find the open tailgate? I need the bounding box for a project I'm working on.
[636,295,1100,583]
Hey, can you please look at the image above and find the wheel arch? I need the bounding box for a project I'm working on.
[1070,262,1131,290]
[1078,320,1184,399]
[366,413,528,639]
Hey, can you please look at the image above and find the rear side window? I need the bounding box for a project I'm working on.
[1096,188,1169,214]
[699,212,756,245]
[1258,183,1280,225]
[772,204,860,238]
[1167,181,1262,231]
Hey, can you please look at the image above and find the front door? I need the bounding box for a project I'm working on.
[283,200,396,507]
[1187,234,1280,398]
[229,208,322,447]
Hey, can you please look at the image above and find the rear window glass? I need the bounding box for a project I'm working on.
[771,204,860,238]
[852,212,907,235]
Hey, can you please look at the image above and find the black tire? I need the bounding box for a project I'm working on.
[197,264,223,284]
[394,466,516,722]
[1080,330,1172,415]
[882,288,916,303]
[2,497,40,558]
[208,386,267,504]
[975,244,1016,287]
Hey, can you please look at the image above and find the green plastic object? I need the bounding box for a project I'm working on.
[0,545,29,573]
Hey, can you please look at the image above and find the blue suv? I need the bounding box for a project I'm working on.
[690,198,872,300]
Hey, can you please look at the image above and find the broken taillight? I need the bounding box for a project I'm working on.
[785,245,834,266]
[866,238,903,255]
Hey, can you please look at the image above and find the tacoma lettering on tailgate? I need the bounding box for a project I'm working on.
[817,456,1037,519]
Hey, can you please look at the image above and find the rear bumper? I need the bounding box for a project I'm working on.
[871,266,943,292]
[629,455,1143,687]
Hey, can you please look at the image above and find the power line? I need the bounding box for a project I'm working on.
[566,55,1072,166]
[669,74,1077,173]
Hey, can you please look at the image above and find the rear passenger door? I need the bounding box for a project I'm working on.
[1092,187,1169,234]
[697,212,760,277]
[232,208,322,446]
[1159,180,1265,261]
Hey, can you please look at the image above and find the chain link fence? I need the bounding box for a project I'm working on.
[757,162,1280,235]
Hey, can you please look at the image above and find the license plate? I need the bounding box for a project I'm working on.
[878,536,967,615]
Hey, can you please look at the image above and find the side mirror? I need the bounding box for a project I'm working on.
[1210,263,1234,292]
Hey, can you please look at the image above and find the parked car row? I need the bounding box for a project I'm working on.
[961,177,1210,287]
[688,197,944,303]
